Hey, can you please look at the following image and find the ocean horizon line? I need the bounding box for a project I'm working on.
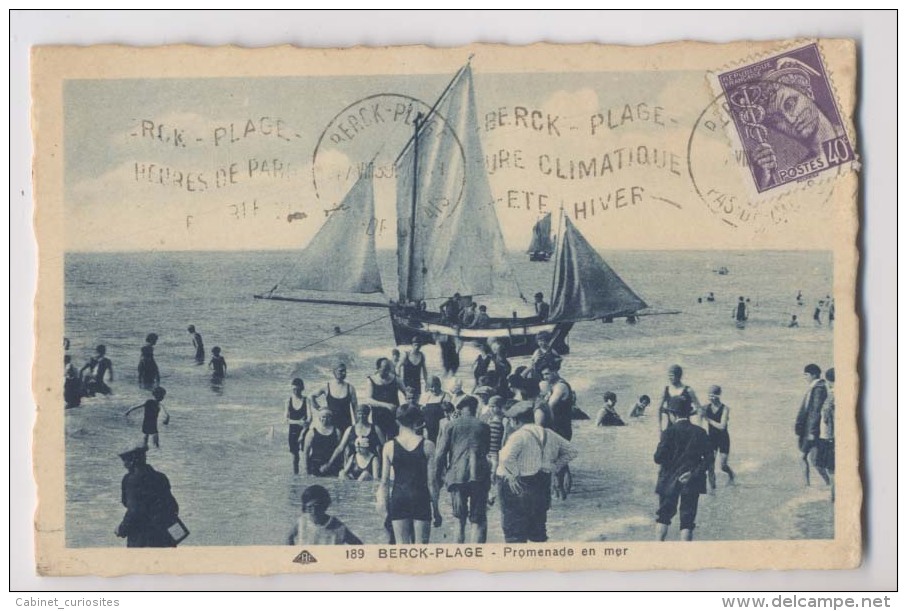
[63,247,833,255]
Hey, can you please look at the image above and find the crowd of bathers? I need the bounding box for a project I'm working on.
[64,309,835,547]
[63,338,114,408]
[283,329,584,545]
[63,327,226,444]
[697,289,836,329]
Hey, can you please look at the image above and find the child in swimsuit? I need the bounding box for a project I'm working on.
[188,325,205,363]
[326,403,385,473]
[340,436,379,481]
[287,485,362,546]
[124,386,170,449]
[596,392,626,427]
[703,385,735,488]
[286,378,310,475]
[209,346,227,381]
[629,394,651,418]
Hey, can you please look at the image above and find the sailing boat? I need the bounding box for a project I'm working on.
[527,213,554,262]
[256,61,659,358]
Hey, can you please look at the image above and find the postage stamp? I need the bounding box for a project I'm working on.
[716,43,856,194]
[30,41,860,576]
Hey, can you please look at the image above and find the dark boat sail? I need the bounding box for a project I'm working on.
[548,212,649,323]
[257,61,659,358]
[527,213,554,262]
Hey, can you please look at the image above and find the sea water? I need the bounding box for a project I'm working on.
[64,250,834,546]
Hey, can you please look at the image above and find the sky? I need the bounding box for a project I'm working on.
[63,67,842,252]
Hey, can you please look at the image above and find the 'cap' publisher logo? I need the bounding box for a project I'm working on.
[292,550,318,565]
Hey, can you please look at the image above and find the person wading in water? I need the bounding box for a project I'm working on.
[398,338,428,403]
[378,406,440,544]
[302,409,342,477]
[364,357,404,440]
[187,325,205,364]
[432,395,491,544]
[540,365,575,500]
[420,376,450,444]
[703,385,736,489]
[657,364,703,433]
[795,363,830,487]
[115,445,181,548]
[496,401,577,543]
[311,363,358,435]
[325,402,385,475]
[654,395,712,542]
[137,334,160,390]
[285,378,310,475]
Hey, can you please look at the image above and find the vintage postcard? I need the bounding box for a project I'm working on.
[31,41,860,576]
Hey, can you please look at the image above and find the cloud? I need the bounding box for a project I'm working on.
[66,154,327,250]
[541,88,601,121]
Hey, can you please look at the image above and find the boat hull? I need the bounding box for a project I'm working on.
[390,307,572,357]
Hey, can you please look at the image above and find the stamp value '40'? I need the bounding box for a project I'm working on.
[718,43,855,194]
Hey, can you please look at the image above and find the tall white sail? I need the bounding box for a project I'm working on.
[396,65,522,302]
[277,171,383,294]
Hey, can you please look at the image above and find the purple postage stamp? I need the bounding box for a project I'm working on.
[718,43,854,193]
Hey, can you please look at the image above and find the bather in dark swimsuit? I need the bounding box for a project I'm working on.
[388,439,431,522]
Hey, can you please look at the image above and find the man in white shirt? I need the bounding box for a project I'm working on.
[496,400,578,543]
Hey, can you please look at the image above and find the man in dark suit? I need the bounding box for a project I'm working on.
[116,446,180,547]
[654,396,712,542]
[433,396,491,544]
[795,363,830,486]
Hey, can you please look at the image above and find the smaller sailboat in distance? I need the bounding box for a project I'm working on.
[255,59,675,357]
[527,213,554,262]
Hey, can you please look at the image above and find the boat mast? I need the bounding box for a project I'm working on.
[395,56,473,304]
[550,206,564,307]
[406,112,422,304]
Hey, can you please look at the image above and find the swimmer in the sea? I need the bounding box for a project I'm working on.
[64,355,82,409]
[92,344,114,395]
[733,296,748,323]
[125,386,170,449]
[596,392,626,427]
[137,334,160,390]
[79,355,99,397]
[209,346,227,380]
[629,394,651,418]
[658,364,704,433]
[187,325,205,363]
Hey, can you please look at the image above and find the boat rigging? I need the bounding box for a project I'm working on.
[255,60,672,356]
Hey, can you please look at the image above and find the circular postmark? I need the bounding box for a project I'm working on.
[311,93,467,227]
[687,90,841,234]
